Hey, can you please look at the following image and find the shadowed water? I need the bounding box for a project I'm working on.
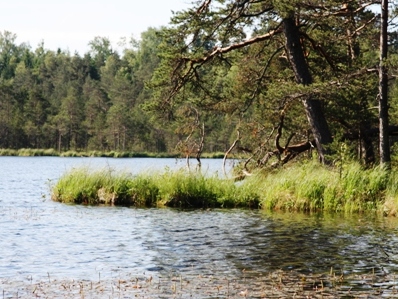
[1,157,398,297]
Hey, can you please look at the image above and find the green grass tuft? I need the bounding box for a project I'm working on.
[51,160,398,214]
[250,161,390,213]
[51,167,260,208]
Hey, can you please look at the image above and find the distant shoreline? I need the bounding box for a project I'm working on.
[0,148,229,159]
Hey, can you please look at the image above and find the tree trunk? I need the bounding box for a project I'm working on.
[359,122,376,165]
[58,132,62,152]
[379,0,390,166]
[283,16,333,163]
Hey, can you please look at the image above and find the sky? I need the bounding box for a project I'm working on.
[2,0,191,55]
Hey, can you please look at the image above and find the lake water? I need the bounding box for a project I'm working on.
[1,156,398,298]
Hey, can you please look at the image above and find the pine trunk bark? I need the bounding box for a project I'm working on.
[283,17,333,163]
[379,0,390,166]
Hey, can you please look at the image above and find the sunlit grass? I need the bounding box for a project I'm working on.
[0,148,18,156]
[0,148,226,158]
[153,169,259,208]
[52,160,398,214]
[250,161,390,213]
[51,167,259,208]
[0,148,59,156]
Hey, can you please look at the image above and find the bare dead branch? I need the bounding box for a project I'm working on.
[284,133,296,149]
[351,15,377,36]
[196,0,212,15]
[223,129,240,177]
[196,122,205,168]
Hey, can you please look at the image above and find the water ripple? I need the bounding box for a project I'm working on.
[1,157,398,297]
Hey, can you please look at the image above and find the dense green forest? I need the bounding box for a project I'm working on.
[0,29,206,154]
[2,1,398,170]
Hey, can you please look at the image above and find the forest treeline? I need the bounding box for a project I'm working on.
[0,30,234,154]
[2,1,398,169]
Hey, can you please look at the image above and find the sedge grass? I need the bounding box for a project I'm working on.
[51,167,258,208]
[51,167,137,205]
[0,148,59,156]
[250,161,390,213]
[0,147,228,158]
[0,148,18,156]
[153,169,259,208]
[52,160,398,214]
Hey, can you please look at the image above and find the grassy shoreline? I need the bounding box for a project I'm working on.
[51,160,398,214]
[0,148,226,158]
[51,167,259,208]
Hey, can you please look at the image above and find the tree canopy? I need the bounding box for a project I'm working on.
[0,29,172,153]
[1,1,398,170]
[147,0,398,169]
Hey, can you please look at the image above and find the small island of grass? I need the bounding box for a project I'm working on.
[51,160,398,215]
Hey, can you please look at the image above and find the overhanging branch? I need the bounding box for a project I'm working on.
[184,26,283,64]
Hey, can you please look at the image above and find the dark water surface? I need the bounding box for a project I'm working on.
[1,157,398,297]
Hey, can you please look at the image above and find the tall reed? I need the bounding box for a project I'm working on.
[253,161,389,213]
[51,167,259,208]
[52,160,398,214]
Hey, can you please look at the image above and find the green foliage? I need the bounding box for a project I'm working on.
[155,170,220,208]
[0,148,18,156]
[51,160,398,214]
[145,0,393,168]
[0,29,174,153]
[0,148,58,156]
[0,0,397,168]
[0,25,242,155]
[51,167,260,208]
[249,160,390,213]
[51,167,155,206]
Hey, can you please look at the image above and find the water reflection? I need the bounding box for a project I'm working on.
[115,209,398,281]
